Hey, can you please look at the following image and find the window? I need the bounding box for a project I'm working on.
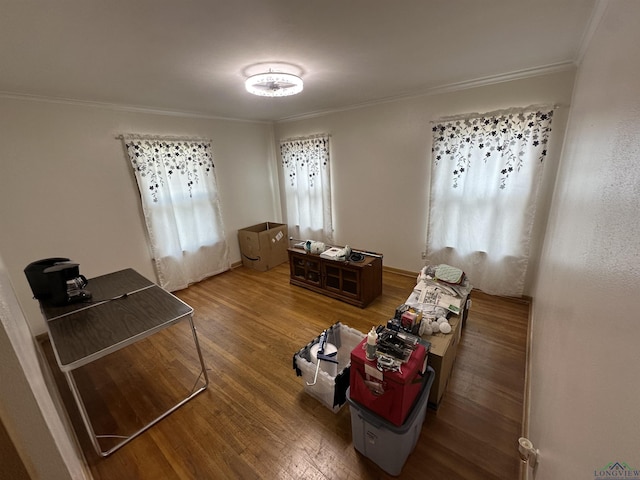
[124,135,229,291]
[427,107,554,296]
[280,134,333,243]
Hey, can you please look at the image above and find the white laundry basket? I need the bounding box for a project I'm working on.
[293,322,365,412]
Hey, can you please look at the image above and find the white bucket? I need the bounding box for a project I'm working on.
[310,342,339,377]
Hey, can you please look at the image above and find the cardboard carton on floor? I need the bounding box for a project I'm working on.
[424,314,460,408]
[238,222,288,271]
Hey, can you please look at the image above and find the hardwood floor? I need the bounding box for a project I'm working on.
[40,263,529,479]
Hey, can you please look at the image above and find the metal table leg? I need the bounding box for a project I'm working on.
[64,315,209,457]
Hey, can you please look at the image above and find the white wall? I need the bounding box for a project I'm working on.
[0,253,86,479]
[274,70,574,293]
[0,98,278,335]
[529,2,640,478]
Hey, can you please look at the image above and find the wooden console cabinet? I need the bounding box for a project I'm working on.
[287,247,383,308]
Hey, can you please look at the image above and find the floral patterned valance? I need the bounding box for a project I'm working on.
[431,108,554,189]
[280,135,330,188]
[124,136,214,202]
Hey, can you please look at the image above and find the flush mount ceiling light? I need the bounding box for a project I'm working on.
[245,71,303,97]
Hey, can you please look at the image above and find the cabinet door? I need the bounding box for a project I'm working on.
[324,263,360,299]
[291,253,321,286]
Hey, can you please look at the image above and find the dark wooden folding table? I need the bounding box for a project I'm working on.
[40,268,209,457]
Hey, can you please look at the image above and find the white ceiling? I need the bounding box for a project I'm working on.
[0,0,597,122]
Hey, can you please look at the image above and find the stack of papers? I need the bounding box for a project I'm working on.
[320,247,342,260]
[410,281,462,314]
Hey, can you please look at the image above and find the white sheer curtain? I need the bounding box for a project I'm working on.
[280,134,333,243]
[124,135,229,291]
[427,107,554,296]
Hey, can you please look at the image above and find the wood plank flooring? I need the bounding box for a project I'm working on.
[39,263,529,479]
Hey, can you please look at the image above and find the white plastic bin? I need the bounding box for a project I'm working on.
[293,322,365,412]
[347,366,435,476]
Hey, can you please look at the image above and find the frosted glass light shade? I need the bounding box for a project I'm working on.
[245,72,303,97]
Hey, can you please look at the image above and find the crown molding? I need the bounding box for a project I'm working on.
[0,91,271,124]
[276,61,576,123]
[575,0,610,66]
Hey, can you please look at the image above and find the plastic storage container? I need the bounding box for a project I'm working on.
[347,366,435,476]
[293,322,365,412]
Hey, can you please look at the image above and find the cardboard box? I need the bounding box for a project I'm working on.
[423,315,460,408]
[238,222,288,271]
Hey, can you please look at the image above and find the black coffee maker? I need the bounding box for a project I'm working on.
[24,258,92,306]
